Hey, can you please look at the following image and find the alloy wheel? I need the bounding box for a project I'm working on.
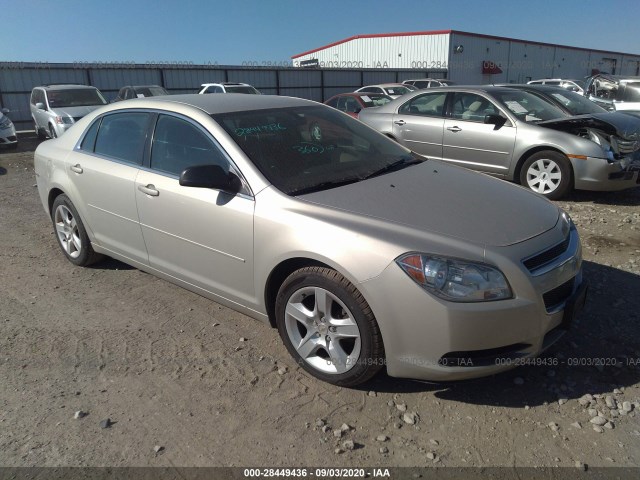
[284,286,361,374]
[54,204,82,258]
[525,158,562,194]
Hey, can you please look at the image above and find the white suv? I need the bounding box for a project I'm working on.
[198,82,261,94]
[30,84,108,139]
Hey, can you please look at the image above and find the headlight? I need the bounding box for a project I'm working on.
[55,116,74,125]
[396,253,512,302]
[587,129,615,161]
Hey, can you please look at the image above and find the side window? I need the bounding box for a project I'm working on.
[151,114,229,177]
[336,97,348,111]
[415,81,430,89]
[345,97,360,113]
[450,92,498,122]
[94,112,149,165]
[398,92,447,116]
[79,117,101,152]
[325,97,339,108]
[117,88,126,100]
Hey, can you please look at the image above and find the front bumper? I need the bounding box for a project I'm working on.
[0,125,17,145]
[572,156,640,191]
[359,222,585,382]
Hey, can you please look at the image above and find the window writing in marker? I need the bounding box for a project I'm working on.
[235,123,287,137]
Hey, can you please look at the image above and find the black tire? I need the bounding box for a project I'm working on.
[275,266,385,387]
[51,194,103,266]
[48,124,57,139]
[519,150,572,200]
[34,121,47,140]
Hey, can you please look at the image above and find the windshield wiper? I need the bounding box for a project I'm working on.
[289,178,362,196]
[362,155,424,180]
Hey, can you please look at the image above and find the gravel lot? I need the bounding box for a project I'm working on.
[1,133,639,470]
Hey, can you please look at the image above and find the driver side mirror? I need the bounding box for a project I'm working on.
[35,102,46,110]
[1,108,9,114]
[484,114,507,130]
[179,164,242,195]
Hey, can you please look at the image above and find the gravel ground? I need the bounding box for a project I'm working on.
[1,134,639,469]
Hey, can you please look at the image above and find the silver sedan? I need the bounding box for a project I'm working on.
[359,86,640,199]
[35,94,586,386]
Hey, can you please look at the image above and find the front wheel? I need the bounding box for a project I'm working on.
[275,267,385,387]
[519,150,572,200]
[51,194,103,266]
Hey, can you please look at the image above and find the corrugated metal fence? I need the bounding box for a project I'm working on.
[0,63,446,130]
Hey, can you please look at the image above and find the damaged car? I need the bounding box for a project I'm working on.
[584,74,640,111]
[359,86,640,199]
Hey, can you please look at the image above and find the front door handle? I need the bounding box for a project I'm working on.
[138,184,159,197]
[394,120,406,126]
[447,126,462,133]
[70,164,83,174]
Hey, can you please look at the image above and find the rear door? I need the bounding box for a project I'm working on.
[65,111,150,264]
[391,91,447,158]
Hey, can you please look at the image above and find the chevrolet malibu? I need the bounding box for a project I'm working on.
[359,86,640,199]
[34,94,587,386]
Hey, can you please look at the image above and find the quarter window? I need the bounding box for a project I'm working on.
[94,112,149,165]
[80,118,101,152]
[399,92,447,117]
[150,114,229,177]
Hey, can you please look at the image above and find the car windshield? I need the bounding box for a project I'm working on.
[134,86,168,97]
[211,105,422,195]
[47,88,107,107]
[226,86,259,94]
[548,90,607,115]
[492,90,566,122]
[358,95,392,107]
[385,86,412,95]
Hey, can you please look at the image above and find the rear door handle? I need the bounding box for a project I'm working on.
[394,120,406,126]
[70,164,83,174]
[138,184,159,197]
[447,126,462,132]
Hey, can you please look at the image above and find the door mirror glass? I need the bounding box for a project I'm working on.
[179,165,241,194]
[484,114,507,129]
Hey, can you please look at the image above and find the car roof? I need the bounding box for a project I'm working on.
[37,84,97,90]
[127,93,317,114]
[403,78,446,82]
[131,85,164,89]
[365,83,408,88]
[333,92,388,97]
[200,82,252,87]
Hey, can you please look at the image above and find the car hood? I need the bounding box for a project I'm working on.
[538,113,640,140]
[300,161,559,247]
[52,105,104,118]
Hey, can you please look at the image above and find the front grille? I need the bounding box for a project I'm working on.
[543,277,575,312]
[523,234,570,272]
[616,138,639,155]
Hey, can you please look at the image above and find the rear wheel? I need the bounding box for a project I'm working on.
[275,267,385,386]
[51,194,103,266]
[519,150,572,200]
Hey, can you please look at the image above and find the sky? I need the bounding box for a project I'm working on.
[2,0,640,65]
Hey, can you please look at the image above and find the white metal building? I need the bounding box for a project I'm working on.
[291,30,640,84]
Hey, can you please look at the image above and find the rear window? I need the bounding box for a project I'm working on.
[359,95,392,107]
[225,86,259,94]
[385,86,412,96]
